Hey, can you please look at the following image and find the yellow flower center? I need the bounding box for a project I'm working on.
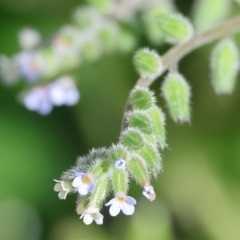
[82,175,92,185]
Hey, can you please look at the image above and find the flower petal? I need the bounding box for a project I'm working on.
[121,202,135,215]
[78,185,89,195]
[105,198,116,206]
[94,213,104,225]
[88,182,95,193]
[58,190,67,200]
[54,183,61,192]
[109,203,121,217]
[61,181,71,191]
[126,196,137,205]
[72,176,82,187]
[83,214,93,225]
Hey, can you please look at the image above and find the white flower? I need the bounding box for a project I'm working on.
[72,173,95,196]
[142,185,156,201]
[0,55,20,85]
[22,86,53,115]
[18,28,41,50]
[105,193,136,217]
[114,158,126,169]
[53,180,72,200]
[17,51,43,82]
[48,76,80,106]
[80,206,104,225]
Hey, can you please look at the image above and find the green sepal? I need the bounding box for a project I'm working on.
[127,110,153,134]
[111,169,128,194]
[162,72,191,123]
[88,158,111,179]
[127,154,149,185]
[121,127,144,151]
[138,143,162,176]
[211,38,239,94]
[158,13,193,44]
[147,106,166,149]
[130,87,155,110]
[108,144,128,161]
[88,176,109,206]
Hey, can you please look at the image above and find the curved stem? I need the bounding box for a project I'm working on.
[121,15,240,130]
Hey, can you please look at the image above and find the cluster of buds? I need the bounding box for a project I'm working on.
[21,76,80,115]
[54,86,166,225]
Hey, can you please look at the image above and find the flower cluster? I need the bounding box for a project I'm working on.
[54,88,164,225]
[21,76,80,115]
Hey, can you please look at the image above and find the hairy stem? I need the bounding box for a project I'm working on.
[121,15,240,130]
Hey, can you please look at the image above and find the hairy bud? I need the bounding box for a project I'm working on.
[158,13,193,44]
[108,144,128,161]
[133,48,162,77]
[211,38,239,94]
[162,72,191,123]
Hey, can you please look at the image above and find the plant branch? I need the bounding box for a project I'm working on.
[121,15,240,130]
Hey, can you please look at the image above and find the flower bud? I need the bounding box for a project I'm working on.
[118,27,137,53]
[192,0,231,31]
[81,40,102,62]
[133,48,162,77]
[86,0,112,12]
[88,177,109,206]
[147,106,166,148]
[211,38,239,94]
[88,159,111,179]
[127,110,153,134]
[158,13,193,44]
[109,144,128,161]
[121,127,144,151]
[111,164,129,194]
[143,3,174,45]
[127,154,149,185]
[162,72,191,123]
[18,28,41,50]
[130,87,155,110]
[138,143,162,176]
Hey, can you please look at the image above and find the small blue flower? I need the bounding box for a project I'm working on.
[72,172,95,195]
[114,158,126,169]
[142,185,156,201]
[105,193,136,216]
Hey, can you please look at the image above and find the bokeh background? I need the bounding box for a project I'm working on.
[0,0,240,240]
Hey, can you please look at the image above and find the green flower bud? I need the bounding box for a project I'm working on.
[143,3,174,45]
[121,127,144,151]
[147,106,166,148]
[86,0,112,12]
[130,87,155,110]
[127,110,153,134]
[72,7,100,29]
[158,13,193,44]
[162,72,191,123]
[81,40,102,62]
[88,176,109,206]
[138,143,162,176]
[133,48,162,77]
[127,154,149,185]
[108,144,128,161]
[118,27,137,53]
[211,38,239,94]
[111,168,129,194]
[88,159,111,178]
[192,0,231,31]
[98,23,119,52]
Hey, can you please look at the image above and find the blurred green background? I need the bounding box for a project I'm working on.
[0,1,240,240]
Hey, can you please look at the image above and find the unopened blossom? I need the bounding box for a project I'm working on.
[114,158,126,169]
[17,51,43,82]
[54,180,72,200]
[18,28,41,50]
[142,185,156,201]
[48,76,80,106]
[0,55,20,85]
[105,193,136,216]
[80,206,104,225]
[22,86,52,115]
[72,173,95,196]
